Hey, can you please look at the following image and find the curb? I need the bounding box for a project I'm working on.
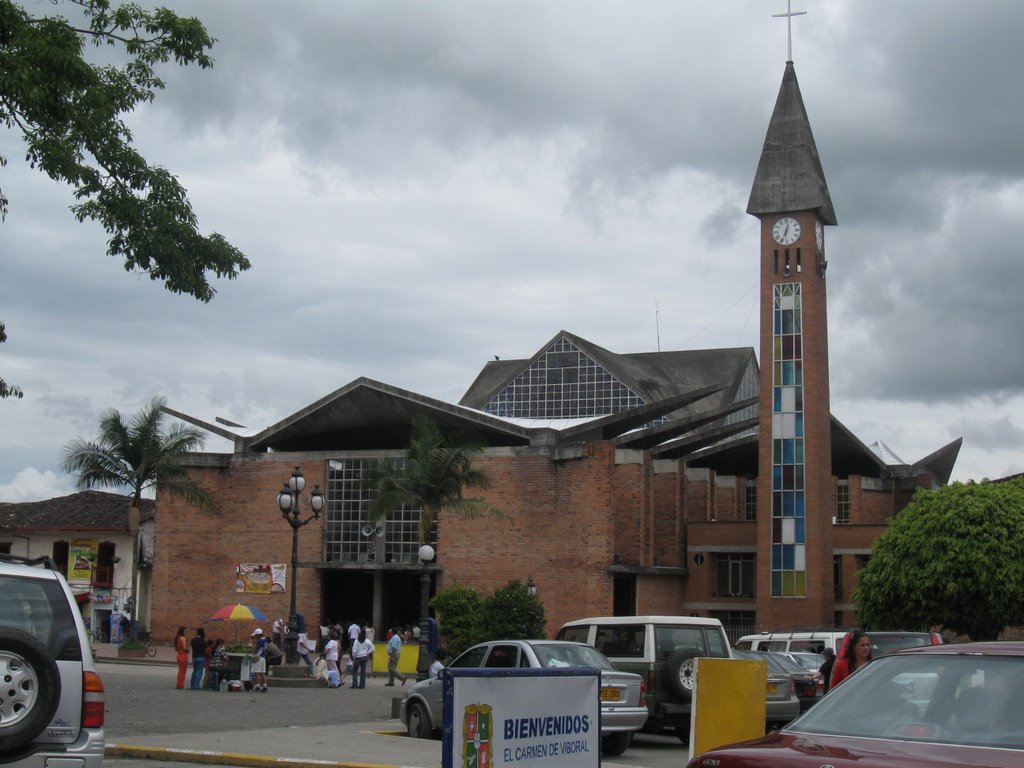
[105,743,409,768]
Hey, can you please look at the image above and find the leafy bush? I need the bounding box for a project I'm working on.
[480,580,546,641]
[431,582,483,657]
[431,579,546,657]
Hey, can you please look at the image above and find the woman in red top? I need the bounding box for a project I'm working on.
[174,625,188,689]
[830,630,872,688]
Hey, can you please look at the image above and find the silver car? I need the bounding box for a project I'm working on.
[0,554,105,767]
[732,649,801,728]
[399,639,649,755]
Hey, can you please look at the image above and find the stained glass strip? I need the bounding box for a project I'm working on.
[771,283,807,597]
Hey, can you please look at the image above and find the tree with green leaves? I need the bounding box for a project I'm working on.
[0,321,21,399]
[855,477,1024,641]
[480,579,546,641]
[1,0,250,396]
[431,580,546,657]
[368,414,499,544]
[60,394,214,638]
[430,582,483,658]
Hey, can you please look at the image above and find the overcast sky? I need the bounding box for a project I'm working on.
[3,0,1023,501]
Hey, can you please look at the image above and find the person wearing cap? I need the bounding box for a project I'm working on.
[816,647,837,694]
[251,628,269,692]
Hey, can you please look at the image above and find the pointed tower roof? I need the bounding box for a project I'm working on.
[747,61,837,224]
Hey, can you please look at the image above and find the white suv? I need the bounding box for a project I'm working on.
[557,616,732,742]
[0,554,105,766]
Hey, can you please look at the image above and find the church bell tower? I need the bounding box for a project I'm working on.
[748,60,837,627]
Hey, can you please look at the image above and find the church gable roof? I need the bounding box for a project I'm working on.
[460,330,756,423]
[239,378,533,453]
[747,61,837,224]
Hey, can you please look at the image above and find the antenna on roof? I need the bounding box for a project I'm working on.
[772,0,806,62]
[655,298,662,352]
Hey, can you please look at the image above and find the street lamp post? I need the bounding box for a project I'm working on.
[417,543,435,681]
[277,466,324,664]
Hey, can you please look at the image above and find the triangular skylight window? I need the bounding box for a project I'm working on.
[483,336,646,419]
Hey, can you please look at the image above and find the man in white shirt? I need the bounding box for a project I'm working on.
[429,648,447,680]
[348,621,360,652]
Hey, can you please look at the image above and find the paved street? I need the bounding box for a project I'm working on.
[97,656,693,768]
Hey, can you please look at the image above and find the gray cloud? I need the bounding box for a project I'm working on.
[3,0,1024,498]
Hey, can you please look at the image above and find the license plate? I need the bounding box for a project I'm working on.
[600,687,622,702]
[767,682,779,694]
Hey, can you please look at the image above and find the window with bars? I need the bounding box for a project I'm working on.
[744,485,757,521]
[836,481,850,524]
[715,552,756,598]
[324,459,431,564]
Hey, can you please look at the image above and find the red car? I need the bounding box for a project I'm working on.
[687,642,1024,768]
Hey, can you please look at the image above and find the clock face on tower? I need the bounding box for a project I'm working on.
[772,217,801,245]
[815,221,823,251]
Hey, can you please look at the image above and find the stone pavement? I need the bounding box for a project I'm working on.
[94,644,441,768]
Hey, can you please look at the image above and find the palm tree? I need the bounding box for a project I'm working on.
[368,414,499,544]
[60,395,213,639]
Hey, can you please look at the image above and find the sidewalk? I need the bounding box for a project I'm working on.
[106,722,441,768]
[96,644,440,768]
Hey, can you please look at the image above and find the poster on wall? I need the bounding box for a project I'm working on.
[68,539,97,580]
[235,563,286,593]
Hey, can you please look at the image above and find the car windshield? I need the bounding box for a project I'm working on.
[872,633,934,655]
[790,652,1024,749]
[531,643,614,670]
[789,653,824,671]
[768,653,808,675]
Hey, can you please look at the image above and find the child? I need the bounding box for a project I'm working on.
[340,652,352,686]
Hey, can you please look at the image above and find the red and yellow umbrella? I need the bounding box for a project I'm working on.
[208,603,268,642]
[209,603,268,622]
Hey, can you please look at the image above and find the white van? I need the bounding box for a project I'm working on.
[735,630,848,654]
[736,630,943,655]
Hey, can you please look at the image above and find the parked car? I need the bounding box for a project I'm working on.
[780,651,826,674]
[687,641,1024,768]
[0,553,105,768]
[731,649,800,729]
[737,629,943,655]
[869,631,944,655]
[736,630,848,654]
[765,652,820,710]
[399,639,648,756]
[557,615,732,741]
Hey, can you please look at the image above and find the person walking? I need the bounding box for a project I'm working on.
[831,631,872,688]
[385,628,407,686]
[324,629,343,687]
[347,620,360,653]
[817,647,837,694]
[351,629,374,689]
[208,638,228,691]
[296,631,315,677]
[189,628,207,690]
[174,626,188,689]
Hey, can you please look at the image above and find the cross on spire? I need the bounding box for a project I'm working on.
[772,0,807,62]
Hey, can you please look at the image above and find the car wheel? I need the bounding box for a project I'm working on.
[601,732,632,756]
[406,700,433,739]
[665,648,700,700]
[0,627,62,753]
